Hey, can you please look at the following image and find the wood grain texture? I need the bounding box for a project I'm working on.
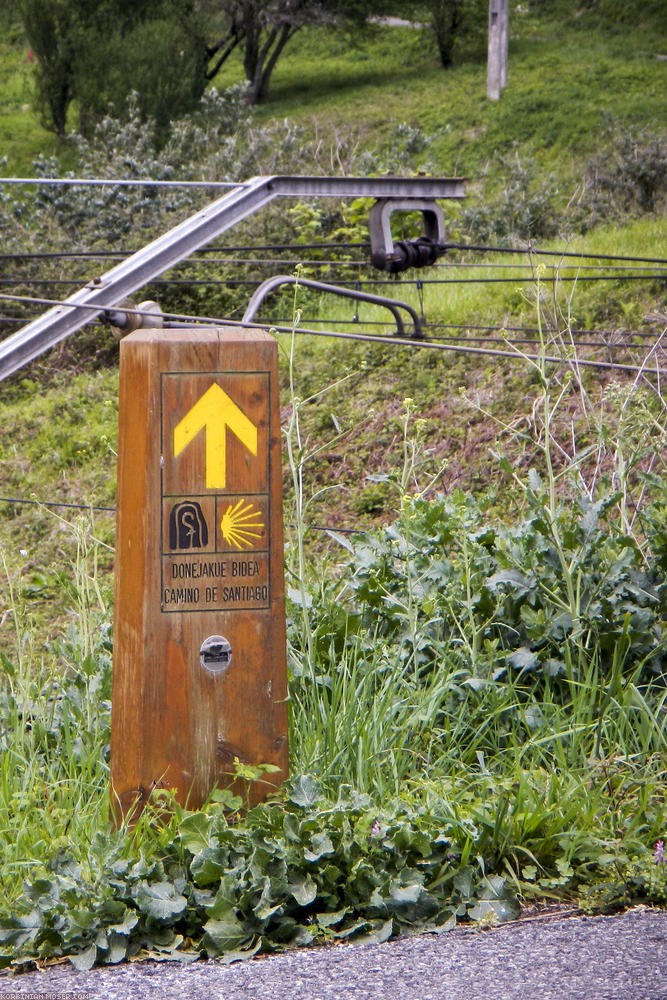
[111,328,288,820]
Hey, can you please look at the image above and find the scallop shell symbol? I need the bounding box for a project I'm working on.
[220,499,265,550]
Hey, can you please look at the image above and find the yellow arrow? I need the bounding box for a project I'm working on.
[173,383,258,489]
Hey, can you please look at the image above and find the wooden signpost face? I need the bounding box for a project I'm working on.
[111,328,288,819]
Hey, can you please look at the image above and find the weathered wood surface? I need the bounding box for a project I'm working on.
[111,327,288,819]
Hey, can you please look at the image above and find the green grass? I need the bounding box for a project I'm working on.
[210,18,667,188]
[0,24,58,175]
[0,394,664,963]
[3,11,666,184]
[0,3,665,970]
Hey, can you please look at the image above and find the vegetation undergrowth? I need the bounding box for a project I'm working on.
[0,291,664,971]
[0,1,665,974]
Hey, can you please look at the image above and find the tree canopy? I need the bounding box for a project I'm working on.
[18,0,487,136]
[18,0,208,136]
[203,0,390,104]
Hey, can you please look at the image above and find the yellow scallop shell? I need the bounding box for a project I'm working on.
[220,499,265,550]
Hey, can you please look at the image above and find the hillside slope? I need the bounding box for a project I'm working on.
[0,5,665,644]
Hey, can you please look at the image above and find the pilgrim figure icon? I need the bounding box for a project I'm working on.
[169,500,209,549]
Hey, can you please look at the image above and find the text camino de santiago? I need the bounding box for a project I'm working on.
[163,557,268,606]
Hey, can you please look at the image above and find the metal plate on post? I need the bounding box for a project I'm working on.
[110,327,288,820]
[161,370,272,613]
[199,635,232,674]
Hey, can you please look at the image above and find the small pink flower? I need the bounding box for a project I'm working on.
[654,840,665,864]
[27,49,34,63]
[370,820,382,838]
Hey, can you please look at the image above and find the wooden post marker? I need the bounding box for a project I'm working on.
[111,327,288,819]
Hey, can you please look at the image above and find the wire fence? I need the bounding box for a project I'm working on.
[0,183,665,512]
[1,289,664,375]
[0,495,359,535]
[2,230,666,351]
[1,199,665,545]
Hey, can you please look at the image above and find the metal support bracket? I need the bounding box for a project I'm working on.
[369,198,447,271]
[0,174,464,379]
[242,274,422,338]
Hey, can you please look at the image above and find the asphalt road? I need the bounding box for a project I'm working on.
[1,906,665,1000]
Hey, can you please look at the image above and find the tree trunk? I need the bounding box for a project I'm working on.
[244,23,295,104]
[431,0,464,69]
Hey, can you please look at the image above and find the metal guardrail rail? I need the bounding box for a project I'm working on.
[242,274,423,337]
[0,174,465,380]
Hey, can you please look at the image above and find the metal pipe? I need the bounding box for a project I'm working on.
[242,274,422,337]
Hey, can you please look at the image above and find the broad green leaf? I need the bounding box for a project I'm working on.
[145,933,186,957]
[523,704,544,730]
[288,872,318,907]
[315,908,348,928]
[217,940,262,965]
[508,646,539,672]
[179,812,214,854]
[105,932,128,965]
[108,909,139,937]
[486,569,533,595]
[478,874,507,899]
[528,469,543,492]
[25,879,60,905]
[581,500,602,537]
[203,913,250,955]
[288,775,324,809]
[68,908,97,933]
[69,944,97,971]
[387,883,439,920]
[468,897,519,922]
[544,657,566,677]
[304,832,335,862]
[287,588,313,608]
[325,530,355,553]
[453,867,474,900]
[356,918,394,945]
[133,881,187,923]
[389,882,423,905]
[463,676,489,691]
[333,919,373,939]
[207,788,244,810]
[429,913,457,933]
[191,848,226,887]
[253,879,284,923]
[206,878,239,919]
[290,925,315,947]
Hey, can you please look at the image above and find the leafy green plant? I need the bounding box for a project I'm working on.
[572,121,667,229]
[328,487,664,688]
[579,842,667,913]
[0,387,664,969]
[459,150,562,243]
[0,781,521,970]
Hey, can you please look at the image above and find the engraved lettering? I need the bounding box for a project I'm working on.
[171,560,227,579]
[232,560,259,577]
[163,586,201,605]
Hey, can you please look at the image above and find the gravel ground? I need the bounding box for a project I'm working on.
[1,907,665,1000]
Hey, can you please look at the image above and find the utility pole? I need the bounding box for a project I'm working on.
[487,0,509,100]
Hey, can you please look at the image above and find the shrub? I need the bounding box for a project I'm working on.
[572,122,667,230]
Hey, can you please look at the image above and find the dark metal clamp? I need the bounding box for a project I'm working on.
[369,198,447,273]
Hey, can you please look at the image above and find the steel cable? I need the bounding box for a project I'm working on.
[1,291,664,375]
[0,496,359,535]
